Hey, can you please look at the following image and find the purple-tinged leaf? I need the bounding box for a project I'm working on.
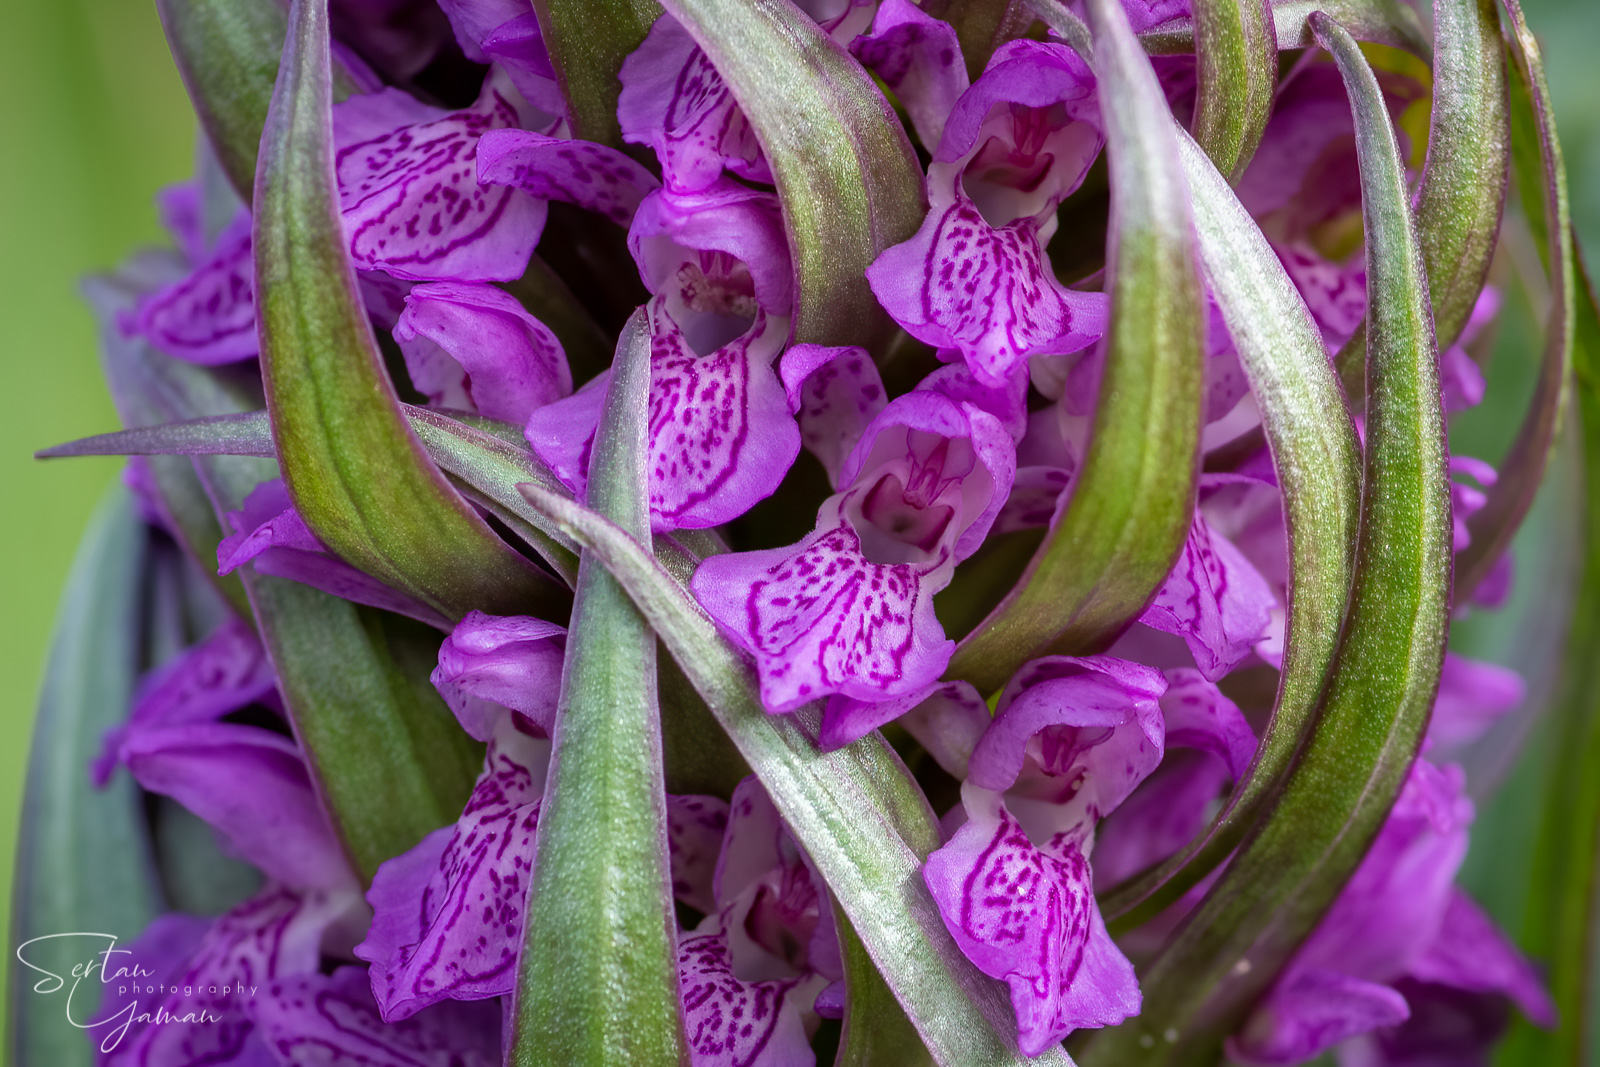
[156,0,365,202]
[1188,0,1276,180]
[1077,17,1452,1061]
[657,0,926,351]
[1456,0,1572,600]
[947,0,1206,694]
[510,312,687,1066]
[1138,0,1430,58]
[253,0,566,622]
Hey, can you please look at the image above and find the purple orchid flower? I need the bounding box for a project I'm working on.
[867,39,1110,386]
[526,181,801,531]
[692,377,1015,719]
[917,656,1167,1054]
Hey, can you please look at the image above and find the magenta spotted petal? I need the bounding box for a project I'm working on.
[431,611,566,741]
[253,966,501,1067]
[922,784,1140,1055]
[618,14,770,191]
[122,723,356,891]
[527,304,800,532]
[102,885,353,1067]
[867,195,1108,386]
[678,925,817,1067]
[849,0,970,150]
[668,794,731,915]
[1138,514,1275,682]
[333,79,546,281]
[779,344,887,489]
[120,210,257,365]
[356,723,550,1020]
[476,128,660,228]
[395,281,572,425]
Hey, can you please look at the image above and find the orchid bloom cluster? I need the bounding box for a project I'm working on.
[17,0,1588,1065]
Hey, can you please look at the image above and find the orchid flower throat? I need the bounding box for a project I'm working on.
[845,428,986,565]
[666,250,761,355]
[959,100,1099,229]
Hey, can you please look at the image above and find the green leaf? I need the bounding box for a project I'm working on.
[832,900,935,1067]
[929,0,1034,82]
[513,479,1065,1067]
[530,0,658,147]
[948,0,1206,696]
[155,0,360,203]
[255,0,567,624]
[1140,0,1430,59]
[1079,16,1452,1062]
[511,312,686,1066]
[658,0,926,350]
[1456,3,1573,600]
[1096,126,1363,926]
[1189,0,1276,180]
[9,488,162,1067]
[247,577,488,882]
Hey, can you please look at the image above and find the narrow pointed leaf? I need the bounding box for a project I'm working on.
[1495,242,1600,1067]
[532,0,658,146]
[1333,0,1511,396]
[255,0,566,623]
[657,0,925,349]
[1140,0,1429,58]
[1080,18,1451,1061]
[514,481,1063,1067]
[1456,0,1573,598]
[1097,125,1363,925]
[948,0,1205,695]
[512,312,686,1066]
[1190,0,1276,180]
[156,0,360,202]
[9,489,161,1067]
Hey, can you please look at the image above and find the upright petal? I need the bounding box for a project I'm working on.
[1406,891,1556,1027]
[356,722,549,1020]
[779,344,887,489]
[849,0,970,150]
[476,128,660,228]
[394,281,572,424]
[431,611,566,740]
[618,14,770,191]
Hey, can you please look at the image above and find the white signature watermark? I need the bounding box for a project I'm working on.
[14,932,255,1054]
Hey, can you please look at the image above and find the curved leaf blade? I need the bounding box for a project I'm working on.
[658,0,926,349]
[512,481,1063,1067]
[1140,0,1430,59]
[511,313,686,1066]
[9,489,161,1067]
[255,0,566,623]
[1097,125,1363,925]
[156,0,360,203]
[1080,17,1451,1061]
[1189,0,1276,180]
[948,0,1205,695]
[1457,0,1573,599]
[832,900,935,1067]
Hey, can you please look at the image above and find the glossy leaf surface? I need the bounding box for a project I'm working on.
[1080,18,1451,1061]
[948,0,1205,695]
[254,0,565,623]
[511,313,686,1066]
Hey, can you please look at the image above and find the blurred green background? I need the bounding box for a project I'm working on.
[0,0,1597,1059]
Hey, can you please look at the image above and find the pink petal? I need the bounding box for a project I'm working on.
[1228,967,1411,1066]
[120,211,257,365]
[778,344,887,488]
[849,0,970,149]
[431,611,567,740]
[476,128,660,228]
[1138,513,1275,681]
